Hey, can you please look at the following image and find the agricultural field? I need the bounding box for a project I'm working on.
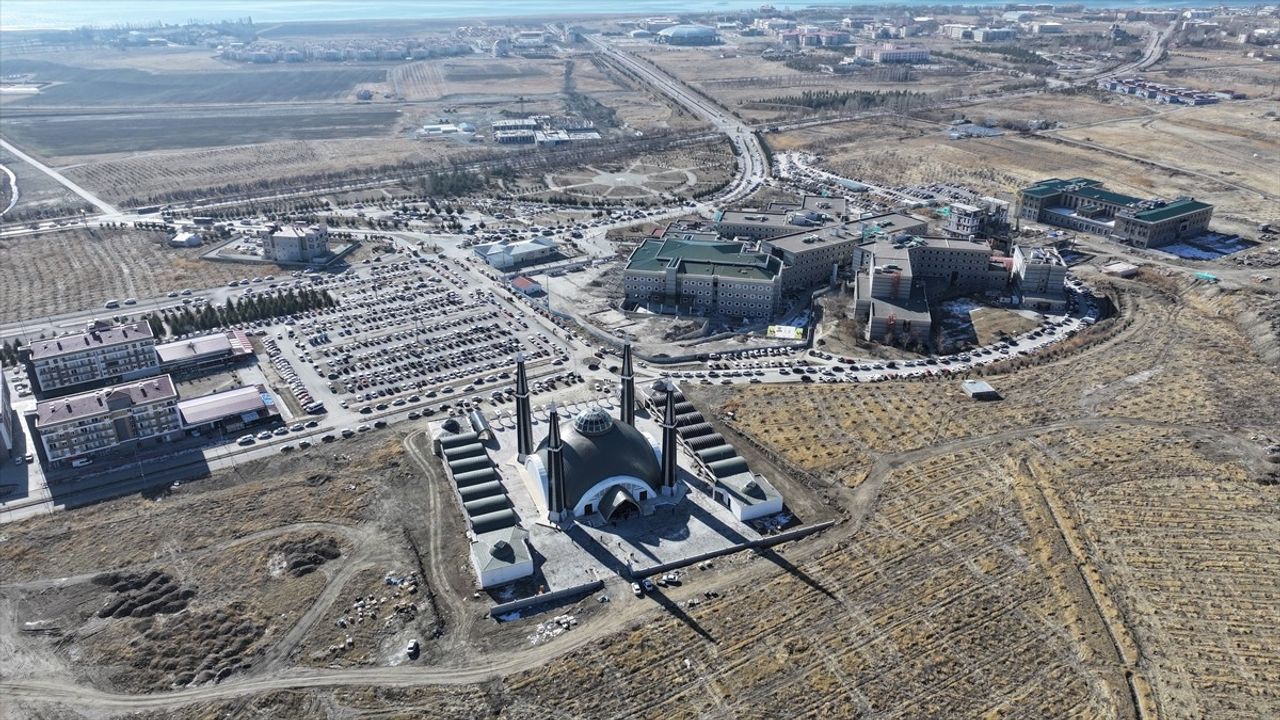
[1,106,402,156]
[391,57,563,101]
[0,58,387,106]
[0,226,285,322]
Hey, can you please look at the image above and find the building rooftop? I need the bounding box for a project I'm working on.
[471,526,531,574]
[716,472,782,508]
[176,384,276,426]
[1127,198,1212,222]
[271,224,326,239]
[765,224,859,254]
[627,237,781,281]
[1022,177,1143,207]
[155,331,251,364]
[36,374,176,428]
[849,213,929,239]
[28,321,154,361]
[1018,245,1066,266]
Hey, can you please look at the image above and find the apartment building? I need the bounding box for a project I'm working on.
[26,321,159,396]
[34,374,181,467]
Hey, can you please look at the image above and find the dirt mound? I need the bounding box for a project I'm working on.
[92,570,195,619]
[271,535,341,577]
[138,604,265,688]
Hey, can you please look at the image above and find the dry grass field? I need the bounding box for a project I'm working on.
[918,92,1155,129]
[57,136,460,206]
[0,147,93,222]
[0,226,285,322]
[1053,101,1280,204]
[797,128,1276,237]
[1149,48,1280,97]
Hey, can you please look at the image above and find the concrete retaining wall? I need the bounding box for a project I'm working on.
[489,580,604,619]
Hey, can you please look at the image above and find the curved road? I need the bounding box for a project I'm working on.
[587,35,767,205]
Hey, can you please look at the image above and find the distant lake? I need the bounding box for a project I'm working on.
[0,0,1256,32]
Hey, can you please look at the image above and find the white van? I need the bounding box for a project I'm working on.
[70,457,94,468]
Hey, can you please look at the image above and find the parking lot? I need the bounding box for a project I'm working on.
[260,254,576,432]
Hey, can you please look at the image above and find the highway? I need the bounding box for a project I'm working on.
[587,35,767,205]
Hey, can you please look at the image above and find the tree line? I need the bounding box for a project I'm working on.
[760,89,930,112]
[151,288,336,338]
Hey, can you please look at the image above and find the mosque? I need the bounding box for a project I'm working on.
[516,345,685,525]
[433,344,782,590]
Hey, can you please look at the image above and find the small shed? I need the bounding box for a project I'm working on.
[961,379,1001,401]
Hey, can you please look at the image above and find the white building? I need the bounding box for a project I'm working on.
[860,43,930,63]
[473,236,557,269]
[262,224,330,264]
[168,231,203,248]
[1012,245,1068,311]
[973,27,1017,42]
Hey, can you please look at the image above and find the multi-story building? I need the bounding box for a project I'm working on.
[858,42,930,63]
[0,364,14,460]
[716,196,846,240]
[623,234,783,320]
[852,236,1013,344]
[34,374,181,467]
[973,27,1017,42]
[262,224,330,264]
[26,321,159,396]
[625,210,931,322]
[763,224,864,292]
[1019,178,1213,248]
[1012,245,1068,311]
[943,198,1010,239]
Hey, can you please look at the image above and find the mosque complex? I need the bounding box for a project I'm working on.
[431,345,784,595]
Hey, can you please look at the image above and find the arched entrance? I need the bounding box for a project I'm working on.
[598,485,642,523]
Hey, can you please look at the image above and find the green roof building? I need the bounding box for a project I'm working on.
[1019,178,1212,248]
[623,235,783,320]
